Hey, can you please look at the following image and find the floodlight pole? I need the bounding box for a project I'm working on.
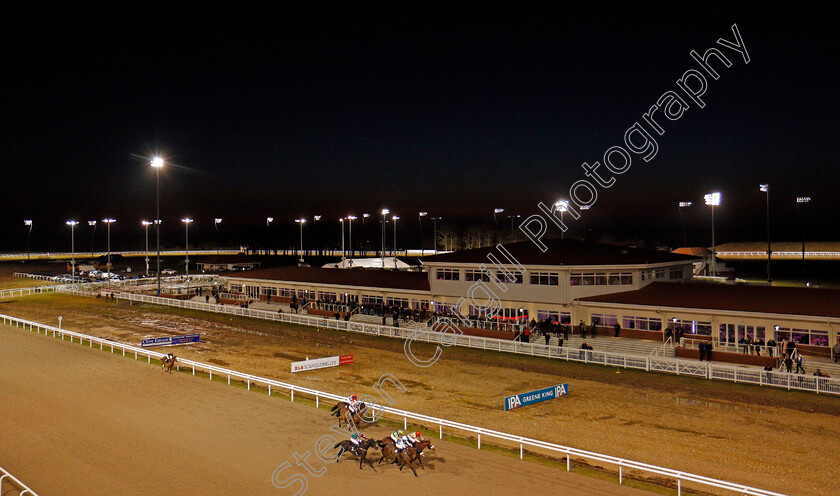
[24,220,33,261]
[760,184,771,284]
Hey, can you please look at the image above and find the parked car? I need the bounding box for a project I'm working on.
[161,268,177,275]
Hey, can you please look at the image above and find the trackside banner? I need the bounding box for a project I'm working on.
[504,383,568,411]
[291,354,354,373]
[141,334,200,347]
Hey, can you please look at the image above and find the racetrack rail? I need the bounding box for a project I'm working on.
[1,312,786,496]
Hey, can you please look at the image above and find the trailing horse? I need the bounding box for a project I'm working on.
[161,356,178,374]
[333,438,379,470]
[330,401,368,428]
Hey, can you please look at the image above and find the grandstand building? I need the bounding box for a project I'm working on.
[222,239,840,354]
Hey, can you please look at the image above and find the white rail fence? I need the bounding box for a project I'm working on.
[55,290,840,396]
[0,466,40,495]
[0,313,785,496]
[0,286,56,299]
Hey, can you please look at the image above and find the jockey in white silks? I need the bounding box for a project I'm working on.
[346,394,360,414]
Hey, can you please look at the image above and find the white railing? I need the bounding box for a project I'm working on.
[0,286,56,299]
[682,337,783,357]
[0,312,787,496]
[50,290,840,397]
[13,272,63,281]
[0,466,40,495]
[52,289,840,396]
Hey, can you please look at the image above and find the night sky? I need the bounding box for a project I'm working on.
[2,3,838,252]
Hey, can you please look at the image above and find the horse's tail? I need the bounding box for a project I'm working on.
[330,404,339,412]
[334,442,343,449]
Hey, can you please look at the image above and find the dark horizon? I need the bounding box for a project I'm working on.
[2,3,838,252]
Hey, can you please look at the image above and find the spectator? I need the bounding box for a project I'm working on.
[794,352,805,374]
[562,323,569,341]
[590,322,597,339]
[544,332,551,346]
[205,295,210,304]
[557,336,564,348]
[766,338,777,357]
[833,341,840,363]
[578,321,585,339]
[698,341,705,361]
[755,338,764,356]
[784,355,793,373]
[614,322,620,337]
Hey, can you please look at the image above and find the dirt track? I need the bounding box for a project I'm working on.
[0,323,657,496]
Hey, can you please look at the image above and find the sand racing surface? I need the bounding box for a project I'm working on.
[0,323,655,496]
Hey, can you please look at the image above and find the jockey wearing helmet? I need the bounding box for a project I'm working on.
[410,431,422,443]
[346,394,359,413]
[395,433,415,452]
[390,429,404,443]
[350,433,364,446]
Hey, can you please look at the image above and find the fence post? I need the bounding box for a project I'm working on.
[566,452,570,471]
[477,434,481,449]
[439,425,442,439]
[520,444,523,459]
[619,464,623,484]
[268,384,271,396]
[291,390,294,402]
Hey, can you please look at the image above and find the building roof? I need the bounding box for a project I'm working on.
[228,266,430,292]
[580,281,840,319]
[322,257,410,269]
[421,239,699,267]
[198,254,262,265]
[672,247,712,257]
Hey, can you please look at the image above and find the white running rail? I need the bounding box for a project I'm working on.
[53,290,840,396]
[0,466,40,495]
[0,312,786,496]
[0,286,56,299]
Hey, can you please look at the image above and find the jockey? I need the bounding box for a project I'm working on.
[390,429,404,443]
[346,394,359,413]
[410,431,422,443]
[350,433,361,446]
[395,433,415,452]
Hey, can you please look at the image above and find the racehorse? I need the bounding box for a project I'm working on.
[333,438,379,470]
[330,401,368,428]
[377,440,435,476]
[161,355,178,373]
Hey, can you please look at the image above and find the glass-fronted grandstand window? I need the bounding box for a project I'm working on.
[437,268,460,280]
[434,302,458,314]
[260,287,277,296]
[464,269,491,282]
[537,310,570,323]
[412,299,430,310]
[278,288,295,298]
[386,297,409,307]
[297,289,312,299]
[607,272,631,285]
[362,295,384,305]
[672,319,712,336]
[811,330,828,346]
[530,272,559,285]
[496,270,523,284]
[669,267,684,279]
[655,268,667,279]
[230,284,243,293]
[774,327,827,346]
[622,316,661,331]
[318,291,337,302]
[591,313,618,326]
